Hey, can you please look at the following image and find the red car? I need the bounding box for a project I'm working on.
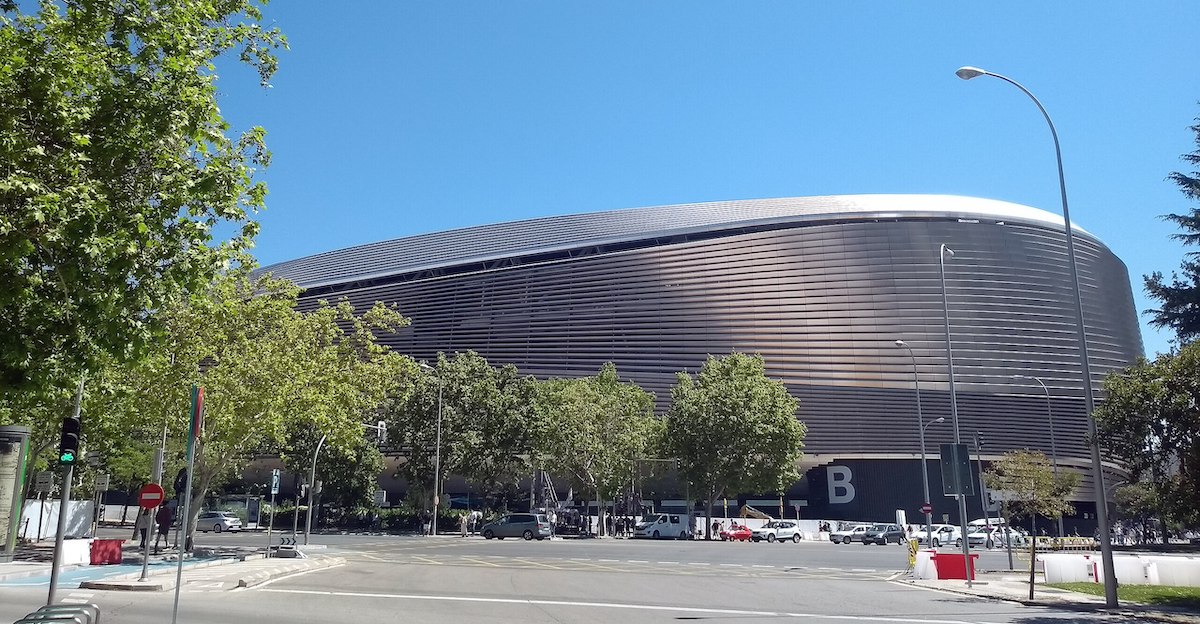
[719,524,752,542]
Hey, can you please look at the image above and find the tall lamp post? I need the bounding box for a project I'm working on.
[895,340,943,545]
[1014,374,1064,537]
[418,361,444,537]
[956,66,1117,607]
[939,244,974,583]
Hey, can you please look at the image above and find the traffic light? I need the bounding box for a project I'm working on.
[975,432,985,449]
[58,418,81,466]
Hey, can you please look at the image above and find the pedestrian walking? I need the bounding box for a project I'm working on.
[153,506,173,553]
[134,509,152,550]
[459,513,468,537]
[422,509,432,536]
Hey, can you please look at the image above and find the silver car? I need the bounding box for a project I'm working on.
[197,510,242,533]
[480,513,552,541]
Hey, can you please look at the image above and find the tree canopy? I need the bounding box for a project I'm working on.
[666,353,804,539]
[0,0,285,389]
[982,450,1078,525]
[1145,113,1200,343]
[98,267,408,544]
[385,351,541,510]
[1094,344,1200,526]
[534,362,660,534]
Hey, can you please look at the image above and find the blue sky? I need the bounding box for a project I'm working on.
[222,2,1200,357]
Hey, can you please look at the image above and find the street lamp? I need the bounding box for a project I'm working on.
[957,66,1117,607]
[895,339,939,544]
[939,244,973,582]
[418,361,443,537]
[1014,374,1063,537]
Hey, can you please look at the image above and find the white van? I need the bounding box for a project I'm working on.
[634,513,693,539]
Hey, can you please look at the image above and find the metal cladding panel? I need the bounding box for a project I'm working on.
[282,197,1142,462]
[260,195,1096,290]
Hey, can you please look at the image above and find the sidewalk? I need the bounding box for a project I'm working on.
[0,542,339,591]
[898,571,1200,624]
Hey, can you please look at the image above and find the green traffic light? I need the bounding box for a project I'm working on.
[59,451,75,464]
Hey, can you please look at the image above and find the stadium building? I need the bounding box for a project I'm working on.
[260,195,1142,528]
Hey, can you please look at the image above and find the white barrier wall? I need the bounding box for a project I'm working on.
[1043,552,1200,587]
[18,500,93,541]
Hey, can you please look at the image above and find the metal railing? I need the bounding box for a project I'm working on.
[12,603,99,624]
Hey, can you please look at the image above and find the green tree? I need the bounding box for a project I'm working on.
[0,0,286,390]
[107,267,408,546]
[385,352,540,512]
[982,450,1079,531]
[666,353,805,540]
[534,363,659,536]
[1094,345,1200,527]
[1146,113,1200,343]
[1113,482,1162,545]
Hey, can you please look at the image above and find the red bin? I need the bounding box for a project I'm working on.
[934,552,978,580]
[89,539,124,565]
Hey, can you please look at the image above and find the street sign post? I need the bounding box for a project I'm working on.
[939,443,975,497]
[94,474,109,491]
[270,469,280,496]
[373,489,387,507]
[33,471,53,494]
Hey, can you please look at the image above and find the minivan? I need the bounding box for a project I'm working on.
[480,513,552,540]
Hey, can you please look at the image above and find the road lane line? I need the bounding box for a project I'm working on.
[458,557,501,567]
[625,560,648,563]
[718,563,743,567]
[257,588,985,623]
[411,556,444,565]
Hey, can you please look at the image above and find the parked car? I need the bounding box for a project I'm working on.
[719,523,752,542]
[915,524,962,548]
[197,510,242,533]
[861,523,905,545]
[830,523,870,544]
[480,513,553,541]
[752,520,803,543]
[967,526,1026,548]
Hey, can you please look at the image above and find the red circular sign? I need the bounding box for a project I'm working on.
[138,483,166,509]
[920,503,933,514]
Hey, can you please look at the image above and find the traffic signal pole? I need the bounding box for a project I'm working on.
[47,378,84,605]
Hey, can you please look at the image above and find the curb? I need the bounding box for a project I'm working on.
[236,556,344,588]
[76,555,244,589]
[894,578,1200,624]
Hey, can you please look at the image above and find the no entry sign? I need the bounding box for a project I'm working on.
[920,503,933,515]
[138,483,166,509]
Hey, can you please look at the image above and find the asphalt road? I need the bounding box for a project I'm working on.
[1,532,1143,624]
[113,527,1033,573]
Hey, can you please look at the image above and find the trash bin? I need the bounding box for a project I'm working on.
[89,539,124,565]
[934,552,978,580]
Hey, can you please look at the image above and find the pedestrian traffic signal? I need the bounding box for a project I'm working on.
[58,418,81,465]
[975,432,986,449]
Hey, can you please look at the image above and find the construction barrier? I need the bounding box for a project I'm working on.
[1033,536,1097,552]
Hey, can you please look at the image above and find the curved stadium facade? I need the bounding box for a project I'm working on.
[261,195,1142,526]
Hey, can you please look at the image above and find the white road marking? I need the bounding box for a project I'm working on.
[257,588,986,623]
[719,563,743,567]
[625,560,648,563]
[752,564,773,568]
[655,561,677,564]
[597,559,618,562]
[686,562,710,566]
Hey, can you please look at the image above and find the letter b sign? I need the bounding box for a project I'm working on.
[827,465,855,504]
